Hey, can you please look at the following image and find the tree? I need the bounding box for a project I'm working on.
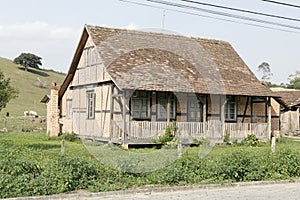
[0,71,18,112]
[287,71,300,89]
[13,53,42,71]
[257,62,273,83]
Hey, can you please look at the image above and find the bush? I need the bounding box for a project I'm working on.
[153,122,177,145]
[61,132,78,142]
[223,131,230,144]
[240,134,260,147]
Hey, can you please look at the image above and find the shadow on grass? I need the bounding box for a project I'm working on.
[24,143,61,150]
[18,67,49,77]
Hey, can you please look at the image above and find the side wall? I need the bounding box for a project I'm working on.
[60,36,113,138]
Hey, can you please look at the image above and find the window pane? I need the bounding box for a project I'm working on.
[131,91,150,119]
[225,96,236,121]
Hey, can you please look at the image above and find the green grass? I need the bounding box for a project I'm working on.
[0,132,299,198]
[0,57,65,117]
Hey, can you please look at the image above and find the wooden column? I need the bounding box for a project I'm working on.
[220,95,226,137]
[297,107,300,130]
[250,97,253,123]
[267,97,272,139]
[202,96,207,123]
[166,93,171,123]
[109,84,114,141]
[202,95,207,134]
[122,90,127,144]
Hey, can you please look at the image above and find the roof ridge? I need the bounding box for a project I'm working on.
[85,24,227,43]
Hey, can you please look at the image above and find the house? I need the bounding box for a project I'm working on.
[271,88,300,134]
[44,25,280,144]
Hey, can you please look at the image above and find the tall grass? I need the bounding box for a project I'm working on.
[0,132,299,198]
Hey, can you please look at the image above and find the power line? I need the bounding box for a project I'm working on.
[145,0,300,30]
[119,0,300,34]
[182,0,300,22]
[262,0,300,9]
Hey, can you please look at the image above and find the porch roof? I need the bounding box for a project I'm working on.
[271,88,300,109]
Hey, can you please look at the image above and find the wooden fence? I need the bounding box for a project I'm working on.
[111,120,269,143]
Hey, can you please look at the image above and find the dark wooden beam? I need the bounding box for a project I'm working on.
[242,97,250,123]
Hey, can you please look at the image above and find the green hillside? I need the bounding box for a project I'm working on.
[0,57,66,117]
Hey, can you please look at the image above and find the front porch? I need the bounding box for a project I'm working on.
[111,120,269,144]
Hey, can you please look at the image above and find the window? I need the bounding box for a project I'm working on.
[84,46,96,67]
[87,91,95,119]
[66,99,72,119]
[225,96,237,121]
[157,92,176,121]
[188,97,203,122]
[131,91,151,120]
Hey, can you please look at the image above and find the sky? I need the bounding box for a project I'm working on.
[0,0,299,84]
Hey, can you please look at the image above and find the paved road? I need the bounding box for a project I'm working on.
[8,180,300,200]
[91,182,300,200]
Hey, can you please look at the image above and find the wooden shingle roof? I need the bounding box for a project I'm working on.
[86,25,273,96]
[59,25,275,100]
[271,88,300,109]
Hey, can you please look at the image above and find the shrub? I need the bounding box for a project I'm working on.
[223,131,230,144]
[62,132,78,142]
[153,122,177,145]
[240,134,260,147]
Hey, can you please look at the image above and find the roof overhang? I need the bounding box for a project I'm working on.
[40,94,50,103]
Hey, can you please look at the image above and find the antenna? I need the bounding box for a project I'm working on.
[162,10,166,29]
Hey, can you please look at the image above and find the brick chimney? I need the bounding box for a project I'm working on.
[48,82,60,137]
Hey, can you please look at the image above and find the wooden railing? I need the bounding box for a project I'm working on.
[111,120,269,142]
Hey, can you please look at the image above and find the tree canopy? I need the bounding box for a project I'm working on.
[287,71,300,89]
[257,62,273,82]
[0,71,18,112]
[13,53,42,71]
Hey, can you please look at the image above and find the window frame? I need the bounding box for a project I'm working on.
[66,99,72,119]
[130,91,151,120]
[86,91,95,119]
[187,97,203,122]
[156,92,176,121]
[225,96,237,122]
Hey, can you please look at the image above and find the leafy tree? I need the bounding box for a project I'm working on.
[13,53,42,71]
[257,62,273,82]
[0,71,18,112]
[287,71,300,89]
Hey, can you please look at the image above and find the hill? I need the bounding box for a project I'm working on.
[0,57,66,117]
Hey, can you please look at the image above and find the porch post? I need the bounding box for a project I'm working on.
[297,107,300,130]
[122,90,127,144]
[202,96,207,134]
[267,97,272,139]
[220,95,226,137]
[167,93,171,123]
[109,84,114,141]
[203,96,207,123]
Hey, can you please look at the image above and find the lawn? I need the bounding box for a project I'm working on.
[0,132,299,198]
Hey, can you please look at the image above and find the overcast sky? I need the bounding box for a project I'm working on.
[0,0,299,84]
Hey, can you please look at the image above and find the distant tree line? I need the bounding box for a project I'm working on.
[257,62,300,89]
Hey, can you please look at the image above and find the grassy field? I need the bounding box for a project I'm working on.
[0,132,299,198]
[0,57,65,117]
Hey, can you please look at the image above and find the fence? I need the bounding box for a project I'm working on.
[0,116,46,133]
[111,120,269,143]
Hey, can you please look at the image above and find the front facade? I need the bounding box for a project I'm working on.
[47,25,280,143]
